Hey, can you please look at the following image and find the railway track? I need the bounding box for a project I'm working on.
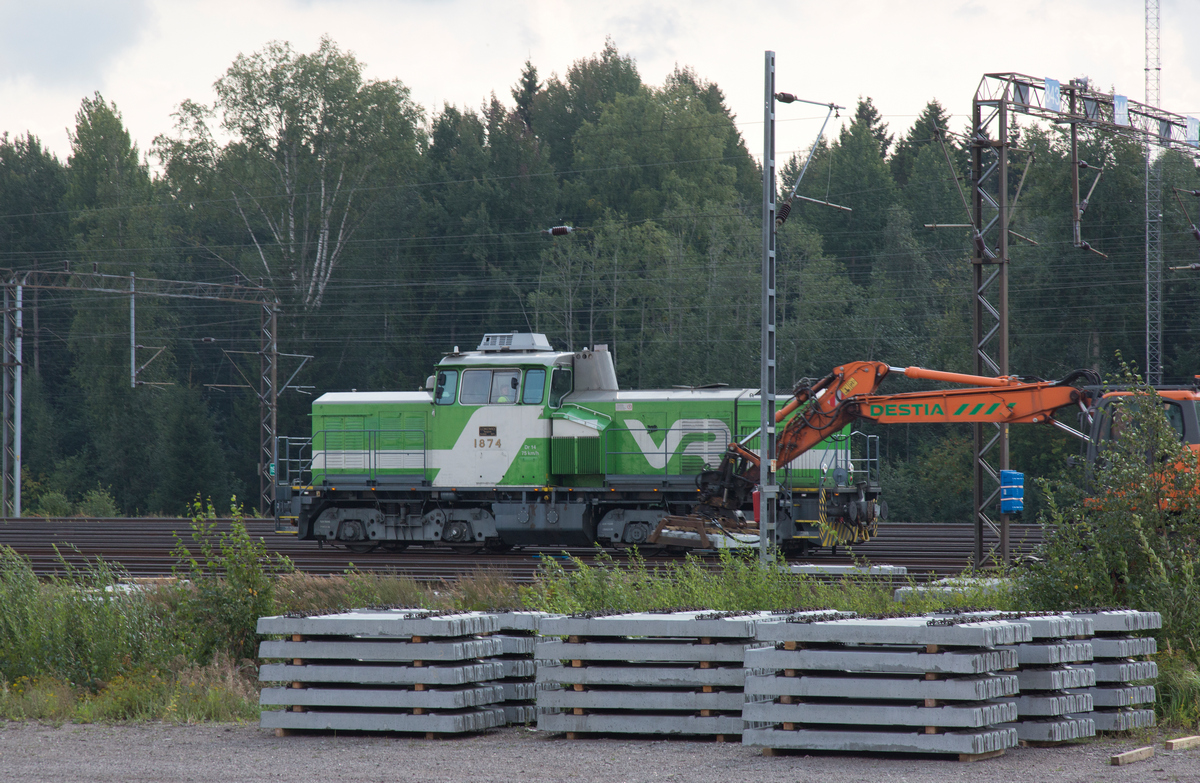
[0,517,1044,582]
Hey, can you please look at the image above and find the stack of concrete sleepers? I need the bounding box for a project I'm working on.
[258,609,506,736]
[535,610,777,739]
[934,611,1096,743]
[1069,610,1160,731]
[488,611,548,725]
[997,613,1096,744]
[742,615,1027,761]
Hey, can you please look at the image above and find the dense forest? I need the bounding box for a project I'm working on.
[1,37,1198,519]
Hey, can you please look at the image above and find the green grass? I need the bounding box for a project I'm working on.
[1,512,1192,729]
[517,548,1017,616]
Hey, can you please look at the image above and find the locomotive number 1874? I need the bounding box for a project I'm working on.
[474,438,502,448]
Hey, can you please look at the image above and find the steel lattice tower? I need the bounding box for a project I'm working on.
[1146,0,1163,384]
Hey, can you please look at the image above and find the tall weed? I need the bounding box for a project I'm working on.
[517,548,971,616]
[0,546,182,686]
[170,499,292,663]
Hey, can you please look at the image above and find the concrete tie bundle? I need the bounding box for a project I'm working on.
[257,609,526,735]
[741,615,1027,758]
[955,612,1098,744]
[253,605,1163,756]
[490,611,547,724]
[1069,610,1160,731]
[534,610,791,738]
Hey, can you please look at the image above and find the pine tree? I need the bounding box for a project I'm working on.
[512,59,540,131]
[891,99,954,187]
[850,97,893,158]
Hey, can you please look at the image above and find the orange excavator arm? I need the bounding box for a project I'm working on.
[726,361,1096,482]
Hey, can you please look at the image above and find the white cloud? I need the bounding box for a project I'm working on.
[0,0,152,89]
[0,0,1197,163]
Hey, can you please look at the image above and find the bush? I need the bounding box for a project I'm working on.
[1015,366,1200,726]
[76,486,122,518]
[1016,369,1200,649]
[32,490,73,518]
[170,498,293,663]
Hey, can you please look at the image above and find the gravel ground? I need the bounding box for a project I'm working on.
[0,723,1197,783]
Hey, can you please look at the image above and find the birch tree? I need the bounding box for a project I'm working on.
[157,37,423,312]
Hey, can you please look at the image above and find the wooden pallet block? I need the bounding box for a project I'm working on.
[959,749,1005,763]
[1111,746,1154,766]
[1165,735,1200,751]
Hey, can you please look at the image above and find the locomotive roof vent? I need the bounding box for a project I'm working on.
[477,332,553,353]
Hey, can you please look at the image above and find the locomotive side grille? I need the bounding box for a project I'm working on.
[551,437,601,475]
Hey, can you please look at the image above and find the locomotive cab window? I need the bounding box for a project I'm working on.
[434,370,458,405]
[460,369,520,405]
[549,368,573,409]
[490,370,520,404]
[523,369,546,405]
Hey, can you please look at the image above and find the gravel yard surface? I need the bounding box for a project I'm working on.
[1,723,1197,783]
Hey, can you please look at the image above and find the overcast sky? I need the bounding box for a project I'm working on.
[1,0,1198,168]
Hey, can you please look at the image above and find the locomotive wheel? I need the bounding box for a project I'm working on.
[381,541,408,552]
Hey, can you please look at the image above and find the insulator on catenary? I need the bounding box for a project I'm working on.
[775,92,797,104]
[775,200,792,227]
[544,225,574,236]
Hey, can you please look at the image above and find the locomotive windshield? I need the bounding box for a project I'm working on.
[489,370,520,404]
[549,368,572,408]
[460,369,521,405]
[434,370,457,405]
[523,369,546,404]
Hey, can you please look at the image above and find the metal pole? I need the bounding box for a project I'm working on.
[260,302,279,516]
[270,304,278,515]
[997,101,1010,566]
[14,283,21,518]
[971,100,985,566]
[1146,0,1163,384]
[760,51,778,562]
[130,273,136,388]
[2,284,9,517]
[1071,85,1081,250]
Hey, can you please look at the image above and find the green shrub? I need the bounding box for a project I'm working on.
[170,498,293,663]
[75,485,122,518]
[1016,368,1200,649]
[32,490,73,518]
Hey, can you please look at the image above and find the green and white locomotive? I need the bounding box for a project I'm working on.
[274,333,880,554]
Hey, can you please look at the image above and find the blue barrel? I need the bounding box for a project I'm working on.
[1000,470,1024,514]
